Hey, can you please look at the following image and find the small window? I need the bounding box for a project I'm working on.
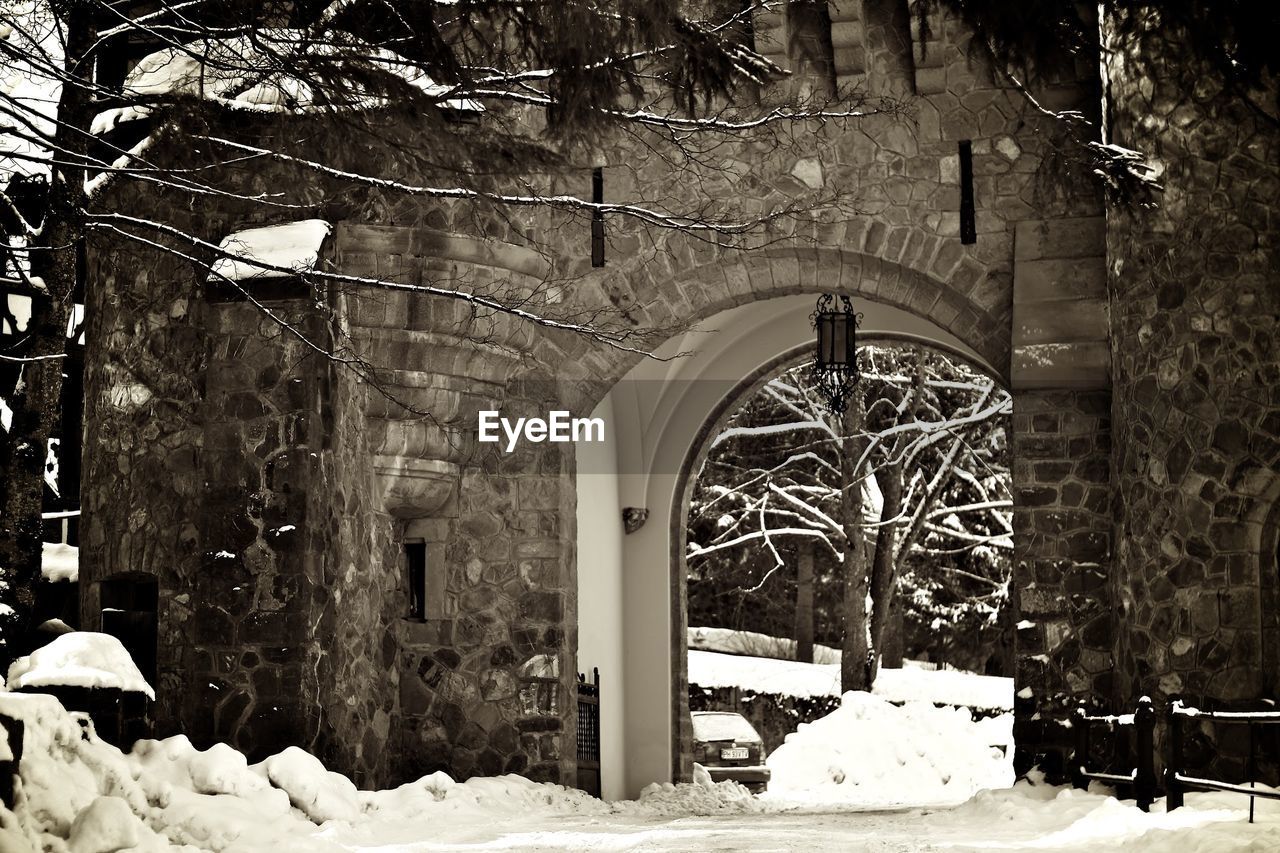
[406,540,427,621]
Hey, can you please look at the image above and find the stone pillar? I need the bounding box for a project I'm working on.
[336,225,579,787]
[1103,7,1280,780]
[1009,217,1112,777]
[1010,390,1114,776]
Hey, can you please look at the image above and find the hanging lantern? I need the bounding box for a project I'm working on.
[809,294,861,414]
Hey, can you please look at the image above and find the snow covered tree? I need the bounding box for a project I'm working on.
[0,0,890,660]
[687,342,1013,690]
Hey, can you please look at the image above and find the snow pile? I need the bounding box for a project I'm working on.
[764,691,1013,806]
[875,665,1012,712]
[936,772,1280,852]
[7,631,155,698]
[626,771,764,817]
[0,692,614,853]
[688,648,1012,711]
[209,220,332,282]
[362,771,608,820]
[40,541,78,582]
[262,746,361,823]
[0,693,168,853]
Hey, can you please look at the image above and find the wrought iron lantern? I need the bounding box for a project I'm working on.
[809,294,861,414]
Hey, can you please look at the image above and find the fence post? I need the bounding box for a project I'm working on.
[1165,699,1184,811]
[1134,696,1155,812]
[1071,704,1090,790]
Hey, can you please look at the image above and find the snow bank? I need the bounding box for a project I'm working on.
[3,691,1278,852]
[262,746,361,823]
[688,648,1012,711]
[209,220,332,282]
[7,631,154,698]
[625,771,763,817]
[937,771,1280,852]
[764,691,1013,806]
[874,665,1012,711]
[41,541,79,582]
[0,693,169,853]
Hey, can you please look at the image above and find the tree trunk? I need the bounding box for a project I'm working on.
[867,461,903,683]
[794,539,815,663]
[0,9,92,666]
[880,591,904,669]
[839,391,870,693]
[0,227,73,664]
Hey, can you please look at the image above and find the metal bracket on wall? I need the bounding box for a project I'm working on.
[622,506,649,534]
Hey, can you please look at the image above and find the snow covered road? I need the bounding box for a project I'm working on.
[317,795,1280,852]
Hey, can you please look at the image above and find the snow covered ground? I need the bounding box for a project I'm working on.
[2,690,1277,852]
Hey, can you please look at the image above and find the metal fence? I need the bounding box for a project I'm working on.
[1074,697,1280,822]
[576,668,601,797]
[1166,701,1280,822]
[1072,697,1156,810]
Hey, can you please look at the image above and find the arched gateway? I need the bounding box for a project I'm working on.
[76,1,1277,799]
[577,285,1006,798]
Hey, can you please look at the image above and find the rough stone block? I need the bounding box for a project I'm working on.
[1011,342,1110,390]
[1014,218,1105,262]
[1013,258,1106,303]
[1013,298,1108,345]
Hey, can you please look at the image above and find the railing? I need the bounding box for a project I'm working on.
[1073,696,1280,821]
[41,508,80,547]
[1071,696,1156,811]
[576,668,601,797]
[1166,700,1280,822]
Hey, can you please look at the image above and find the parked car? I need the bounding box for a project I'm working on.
[690,711,770,793]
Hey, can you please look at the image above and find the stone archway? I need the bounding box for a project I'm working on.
[666,330,1009,785]
[574,275,1004,797]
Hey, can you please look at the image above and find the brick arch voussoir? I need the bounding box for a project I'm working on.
[671,249,1003,362]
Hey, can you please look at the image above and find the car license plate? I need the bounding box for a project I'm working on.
[720,747,749,760]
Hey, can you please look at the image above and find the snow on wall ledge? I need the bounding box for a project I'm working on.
[6,632,154,699]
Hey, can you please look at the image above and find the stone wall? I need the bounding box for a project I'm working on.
[81,181,208,742]
[1103,6,1280,781]
[75,1,1132,790]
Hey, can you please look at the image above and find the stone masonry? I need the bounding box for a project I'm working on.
[75,1,1279,790]
[1103,6,1280,780]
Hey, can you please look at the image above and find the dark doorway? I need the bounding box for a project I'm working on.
[100,573,158,746]
[100,573,159,687]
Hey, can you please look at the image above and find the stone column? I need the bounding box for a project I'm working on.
[337,224,580,787]
[1104,7,1280,780]
[1008,217,1112,778]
